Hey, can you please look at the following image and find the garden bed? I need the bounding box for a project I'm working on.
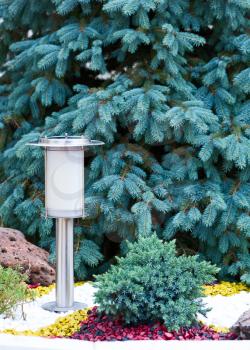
[0,281,249,342]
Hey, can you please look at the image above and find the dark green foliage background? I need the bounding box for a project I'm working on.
[95,234,219,330]
[0,1,249,282]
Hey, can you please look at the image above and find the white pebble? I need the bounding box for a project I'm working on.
[0,284,249,332]
[0,283,97,332]
[198,291,250,328]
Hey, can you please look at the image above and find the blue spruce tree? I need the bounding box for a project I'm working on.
[0,0,249,282]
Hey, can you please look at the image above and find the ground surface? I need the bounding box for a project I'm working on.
[0,283,95,333]
[0,282,249,336]
[0,334,249,350]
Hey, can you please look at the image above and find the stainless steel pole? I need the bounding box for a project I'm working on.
[56,218,74,309]
[42,218,86,312]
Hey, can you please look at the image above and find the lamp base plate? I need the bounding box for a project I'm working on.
[42,301,87,313]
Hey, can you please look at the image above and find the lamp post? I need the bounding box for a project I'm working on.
[28,135,104,312]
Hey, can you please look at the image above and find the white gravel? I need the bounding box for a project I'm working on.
[198,291,250,328]
[0,284,249,332]
[0,283,96,332]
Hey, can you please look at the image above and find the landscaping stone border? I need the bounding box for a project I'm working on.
[0,334,249,350]
[0,334,250,350]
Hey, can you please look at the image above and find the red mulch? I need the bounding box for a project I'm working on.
[71,307,238,341]
[27,283,41,289]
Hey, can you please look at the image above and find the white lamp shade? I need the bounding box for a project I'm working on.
[45,149,84,218]
[27,135,104,218]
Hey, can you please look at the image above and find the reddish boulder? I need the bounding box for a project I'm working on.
[0,227,55,286]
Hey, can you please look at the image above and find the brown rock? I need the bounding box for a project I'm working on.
[0,227,55,286]
[231,309,250,339]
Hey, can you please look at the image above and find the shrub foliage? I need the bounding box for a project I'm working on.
[0,266,30,317]
[95,234,219,331]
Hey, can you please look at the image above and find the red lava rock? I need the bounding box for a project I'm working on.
[164,332,174,339]
[0,227,55,286]
[28,283,41,288]
[71,307,239,342]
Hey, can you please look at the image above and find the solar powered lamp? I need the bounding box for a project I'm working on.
[28,135,104,312]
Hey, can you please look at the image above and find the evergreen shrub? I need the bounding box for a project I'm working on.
[0,266,31,317]
[95,234,219,331]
